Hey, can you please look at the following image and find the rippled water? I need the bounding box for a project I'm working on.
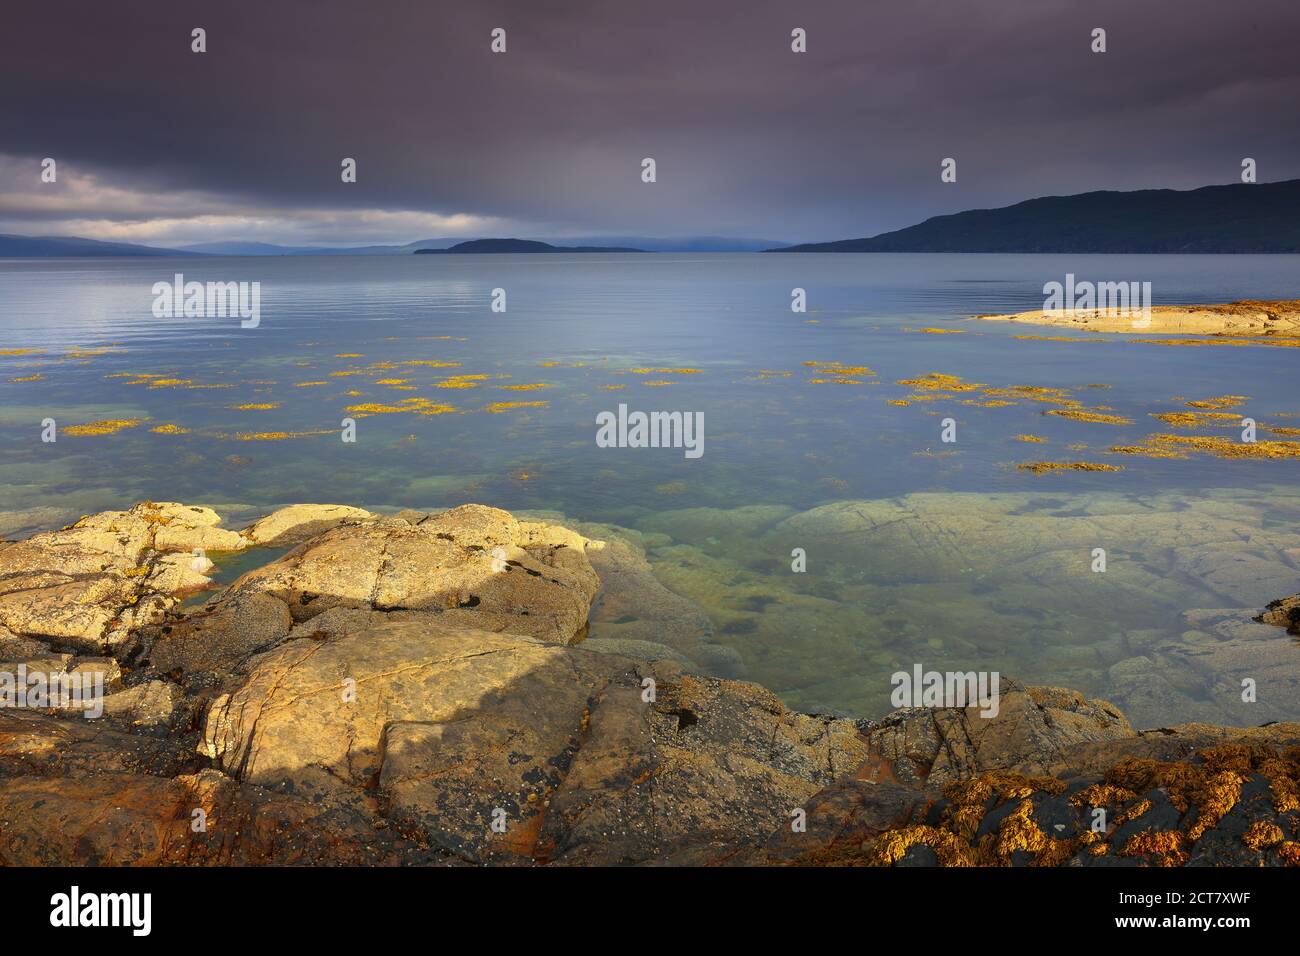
[2,253,1297,725]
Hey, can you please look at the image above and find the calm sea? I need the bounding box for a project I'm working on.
[2,253,1297,723]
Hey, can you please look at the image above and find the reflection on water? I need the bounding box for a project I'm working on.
[2,253,1297,727]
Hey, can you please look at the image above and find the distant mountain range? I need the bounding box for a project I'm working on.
[414,239,643,254]
[0,234,775,257]
[0,234,205,257]
[771,179,1300,253]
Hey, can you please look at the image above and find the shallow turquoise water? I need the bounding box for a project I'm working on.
[2,253,1297,724]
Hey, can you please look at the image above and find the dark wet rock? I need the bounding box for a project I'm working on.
[581,637,693,666]
[755,727,1300,866]
[855,678,1133,785]
[0,710,196,779]
[1257,592,1300,636]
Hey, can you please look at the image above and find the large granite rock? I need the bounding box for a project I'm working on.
[143,504,600,684]
[240,503,374,547]
[0,502,240,650]
[199,616,869,864]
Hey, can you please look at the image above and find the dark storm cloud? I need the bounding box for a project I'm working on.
[2,0,1298,243]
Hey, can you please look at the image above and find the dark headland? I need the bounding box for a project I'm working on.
[414,238,645,254]
[771,179,1300,253]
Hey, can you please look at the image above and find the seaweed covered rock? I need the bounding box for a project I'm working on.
[762,728,1300,867]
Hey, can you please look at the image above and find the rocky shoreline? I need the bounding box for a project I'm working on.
[1,501,1298,866]
[977,298,1300,336]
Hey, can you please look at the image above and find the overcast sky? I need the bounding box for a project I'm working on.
[2,0,1298,246]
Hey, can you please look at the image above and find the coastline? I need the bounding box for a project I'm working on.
[2,499,1299,866]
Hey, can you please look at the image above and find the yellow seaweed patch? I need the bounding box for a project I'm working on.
[629,367,703,375]
[896,373,982,392]
[1150,411,1240,428]
[10,373,43,382]
[1018,461,1123,474]
[806,361,875,377]
[499,383,550,391]
[920,328,965,334]
[886,399,911,407]
[230,430,335,441]
[1047,409,1134,425]
[344,397,457,417]
[374,378,411,385]
[1132,337,1300,349]
[982,385,1076,405]
[485,401,548,413]
[1012,335,1111,343]
[1107,445,1188,460]
[1014,435,1046,443]
[64,418,146,436]
[232,402,280,410]
[1268,426,1300,437]
[962,399,1015,407]
[335,353,363,358]
[294,381,327,387]
[642,380,677,387]
[329,370,365,377]
[150,423,191,435]
[809,378,865,385]
[1184,395,1248,409]
[0,348,45,356]
[599,384,627,391]
[1148,434,1300,460]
